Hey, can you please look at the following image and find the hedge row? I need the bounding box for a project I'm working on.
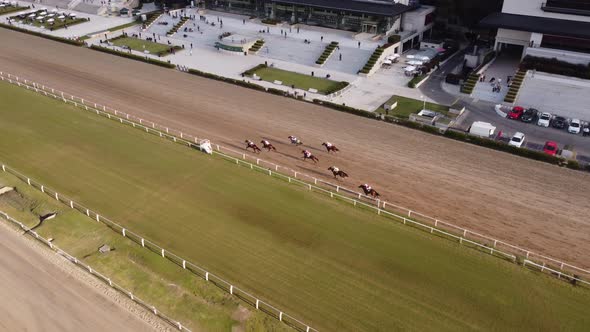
[90,45,175,68]
[189,68,268,92]
[249,40,265,53]
[0,22,84,46]
[167,16,189,35]
[504,69,527,103]
[359,46,385,74]
[141,10,162,28]
[323,81,349,95]
[0,5,30,15]
[261,18,281,25]
[315,41,338,65]
[408,74,427,88]
[461,73,479,94]
[521,55,590,80]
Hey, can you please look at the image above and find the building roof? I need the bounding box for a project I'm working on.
[271,0,415,17]
[480,12,590,40]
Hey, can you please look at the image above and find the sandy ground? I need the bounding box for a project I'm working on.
[1,29,589,269]
[0,219,168,332]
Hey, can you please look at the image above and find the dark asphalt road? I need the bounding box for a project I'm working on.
[420,51,590,161]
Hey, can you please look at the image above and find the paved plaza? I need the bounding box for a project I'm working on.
[517,71,590,121]
[471,54,520,103]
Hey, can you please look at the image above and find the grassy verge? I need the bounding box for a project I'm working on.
[375,95,450,118]
[1,81,590,331]
[90,44,175,68]
[243,64,348,94]
[110,36,181,56]
[0,171,287,332]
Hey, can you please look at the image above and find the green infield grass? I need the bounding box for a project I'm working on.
[1,81,589,331]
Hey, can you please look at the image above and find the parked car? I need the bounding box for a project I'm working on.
[521,108,538,123]
[552,116,568,129]
[583,123,590,137]
[537,112,551,127]
[507,106,524,120]
[568,119,582,134]
[543,141,558,156]
[508,132,526,148]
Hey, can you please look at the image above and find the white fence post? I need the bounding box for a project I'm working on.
[27,178,31,185]
[41,185,44,193]
[55,192,59,200]
[255,299,259,309]
[182,260,186,269]
[1,165,4,172]
[141,238,145,247]
[279,312,283,322]
[205,272,209,281]
[161,249,165,257]
[122,229,126,237]
[96,214,100,222]
[70,201,74,209]
[230,285,233,295]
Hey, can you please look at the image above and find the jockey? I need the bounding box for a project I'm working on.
[246,140,255,147]
[262,140,270,146]
[303,150,312,158]
[324,142,333,148]
[364,184,372,192]
[332,166,339,173]
[289,136,300,144]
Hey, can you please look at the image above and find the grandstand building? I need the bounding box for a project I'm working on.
[202,0,435,47]
[480,0,590,64]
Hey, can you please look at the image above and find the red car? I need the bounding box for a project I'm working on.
[508,106,525,120]
[543,141,558,156]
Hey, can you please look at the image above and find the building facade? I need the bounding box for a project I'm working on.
[481,0,590,64]
[204,0,433,36]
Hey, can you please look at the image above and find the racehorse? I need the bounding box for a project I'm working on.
[302,150,319,163]
[322,142,339,153]
[359,184,380,198]
[260,140,276,151]
[288,136,303,146]
[328,166,348,179]
[245,140,261,153]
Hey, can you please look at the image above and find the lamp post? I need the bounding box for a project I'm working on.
[421,95,426,110]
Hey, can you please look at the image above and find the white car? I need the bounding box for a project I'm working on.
[537,112,551,127]
[508,132,526,148]
[568,119,581,134]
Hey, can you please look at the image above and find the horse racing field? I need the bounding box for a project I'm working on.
[1,81,590,331]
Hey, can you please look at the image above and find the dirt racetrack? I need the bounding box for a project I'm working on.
[0,220,158,332]
[1,29,589,268]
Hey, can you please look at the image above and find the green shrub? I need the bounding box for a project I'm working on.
[90,45,175,68]
[261,18,281,25]
[387,34,401,44]
[521,55,590,79]
[242,64,267,76]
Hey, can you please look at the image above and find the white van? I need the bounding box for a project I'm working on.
[469,121,496,138]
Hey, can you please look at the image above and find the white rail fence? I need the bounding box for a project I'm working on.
[1,72,589,282]
[0,164,318,332]
[0,211,192,332]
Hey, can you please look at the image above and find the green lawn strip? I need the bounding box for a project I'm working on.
[375,95,450,118]
[110,36,179,56]
[245,65,347,94]
[0,6,29,15]
[1,81,590,331]
[0,171,287,332]
[32,17,87,31]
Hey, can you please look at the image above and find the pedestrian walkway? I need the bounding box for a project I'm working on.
[471,54,519,103]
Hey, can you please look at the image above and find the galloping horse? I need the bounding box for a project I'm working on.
[322,142,339,153]
[260,140,276,152]
[302,150,319,163]
[245,140,261,153]
[288,136,303,146]
[359,184,380,198]
[328,166,348,179]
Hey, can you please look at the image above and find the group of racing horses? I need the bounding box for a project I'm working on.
[244,136,380,198]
